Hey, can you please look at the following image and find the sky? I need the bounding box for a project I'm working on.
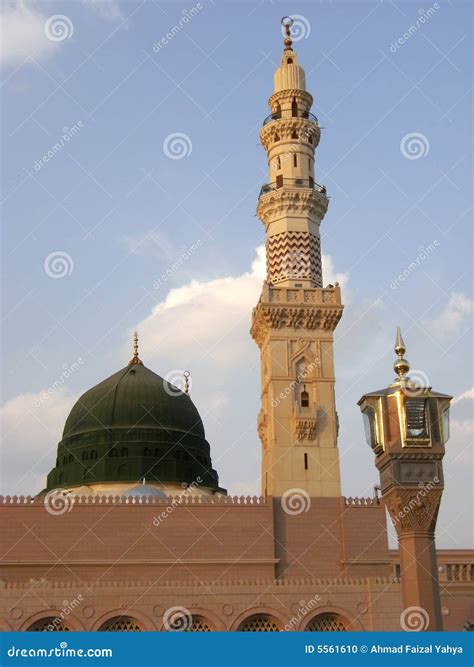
[0,0,472,548]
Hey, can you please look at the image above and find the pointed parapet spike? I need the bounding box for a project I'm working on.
[394,325,406,356]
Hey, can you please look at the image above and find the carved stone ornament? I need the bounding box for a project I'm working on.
[385,488,442,535]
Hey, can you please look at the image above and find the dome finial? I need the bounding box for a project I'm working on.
[129,331,143,366]
[281,16,293,51]
[393,326,410,380]
[184,370,190,395]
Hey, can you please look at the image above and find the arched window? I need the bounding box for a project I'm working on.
[275,103,281,119]
[291,99,298,117]
[82,451,88,461]
[276,156,281,171]
[109,448,117,457]
[100,617,142,632]
[301,386,309,408]
[305,614,347,631]
[291,130,298,139]
[185,616,212,632]
[287,57,293,64]
[90,450,97,460]
[239,615,281,632]
[121,447,128,457]
[293,154,297,167]
[27,618,70,632]
[68,455,73,464]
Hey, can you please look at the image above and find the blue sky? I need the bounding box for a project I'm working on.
[1,0,472,547]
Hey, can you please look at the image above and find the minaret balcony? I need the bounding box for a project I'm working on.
[259,178,326,199]
[262,110,318,126]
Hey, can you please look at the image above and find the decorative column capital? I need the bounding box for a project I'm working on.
[384,486,443,536]
[251,285,343,347]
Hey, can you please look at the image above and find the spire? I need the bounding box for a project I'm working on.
[274,18,306,93]
[393,326,410,380]
[281,16,293,51]
[128,331,143,366]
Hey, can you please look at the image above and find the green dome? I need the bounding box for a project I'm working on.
[46,362,222,492]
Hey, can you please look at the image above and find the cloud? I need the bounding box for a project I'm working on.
[0,0,124,69]
[133,246,347,366]
[453,387,474,404]
[0,1,56,68]
[425,292,474,341]
[0,387,76,495]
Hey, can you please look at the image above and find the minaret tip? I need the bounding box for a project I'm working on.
[281,16,293,51]
[393,326,409,380]
[128,331,143,366]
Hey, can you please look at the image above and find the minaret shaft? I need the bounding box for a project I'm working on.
[252,34,343,498]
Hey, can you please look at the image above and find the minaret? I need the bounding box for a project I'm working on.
[251,19,344,498]
[358,329,452,630]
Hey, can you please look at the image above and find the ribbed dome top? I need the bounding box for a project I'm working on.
[46,362,222,493]
[63,364,204,439]
[274,49,306,93]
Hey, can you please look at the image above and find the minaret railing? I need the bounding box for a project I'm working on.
[259,178,327,198]
[262,110,319,126]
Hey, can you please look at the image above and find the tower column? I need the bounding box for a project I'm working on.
[358,328,452,630]
[252,20,343,498]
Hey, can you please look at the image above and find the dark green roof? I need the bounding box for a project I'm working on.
[46,363,222,492]
[63,364,205,439]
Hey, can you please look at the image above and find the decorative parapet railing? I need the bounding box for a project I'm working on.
[0,494,267,506]
[343,497,381,507]
[0,576,400,590]
[263,110,318,126]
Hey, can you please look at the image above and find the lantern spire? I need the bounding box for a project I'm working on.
[393,326,409,380]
